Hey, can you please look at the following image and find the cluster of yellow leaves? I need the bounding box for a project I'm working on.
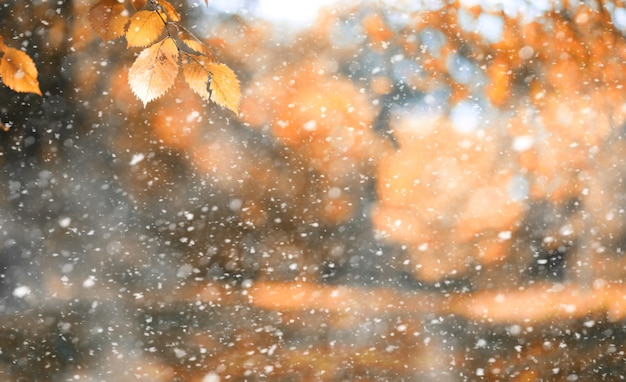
[0,36,41,96]
[87,0,240,115]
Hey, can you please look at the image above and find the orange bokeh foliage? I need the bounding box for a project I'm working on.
[478,5,626,208]
[373,115,524,281]
[238,79,273,127]
[246,279,626,327]
[269,65,376,144]
[150,87,204,149]
[191,131,262,192]
[485,57,511,106]
[210,17,275,72]
[240,60,392,224]
[108,67,143,112]
[362,13,394,50]
[370,75,393,95]
[543,96,605,144]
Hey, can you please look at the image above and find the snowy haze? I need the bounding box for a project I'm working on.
[2,0,626,381]
[206,0,342,28]
[255,0,339,26]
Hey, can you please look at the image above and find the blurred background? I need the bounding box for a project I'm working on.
[1,0,626,380]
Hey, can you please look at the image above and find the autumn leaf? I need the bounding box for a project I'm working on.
[177,30,204,53]
[155,0,180,22]
[206,62,240,115]
[126,10,166,48]
[0,44,42,95]
[182,54,211,99]
[181,38,205,54]
[128,37,179,106]
[88,0,130,42]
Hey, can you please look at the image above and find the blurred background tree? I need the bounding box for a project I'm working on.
[1,0,626,380]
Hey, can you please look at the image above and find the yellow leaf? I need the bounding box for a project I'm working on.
[182,38,205,54]
[176,29,215,60]
[128,37,179,106]
[206,62,240,116]
[178,33,204,54]
[156,0,180,22]
[88,0,129,42]
[126,10,166,48]
[182,54,211,99]
[0,46,41,95]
